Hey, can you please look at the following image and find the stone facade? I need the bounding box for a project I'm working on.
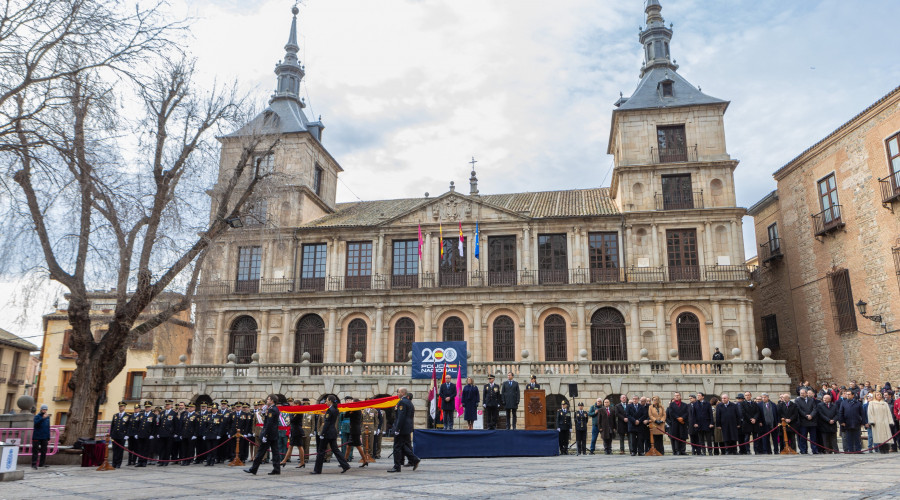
[749,86,900,386]
[0,328,39,413]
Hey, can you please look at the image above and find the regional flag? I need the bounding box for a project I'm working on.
[474,221,480,259]
[458,222,464,257]
[439,223,444,260]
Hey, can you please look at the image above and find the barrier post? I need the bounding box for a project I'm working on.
[97,434,115,471]
[228,429,244,466]
[779,419,797,455]
[362,424,376,463]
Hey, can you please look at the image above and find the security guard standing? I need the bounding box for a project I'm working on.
[158,400,177,466]
[482,374,501,430]
[135,401,158,467]
[194,403,209,464]
[127,403,141,466]
[218,400,233,463]
[238,402,254,462]
[110,401,130,468]
[556,400,572,455]
[573,402,589,456]
[180,403,199,465]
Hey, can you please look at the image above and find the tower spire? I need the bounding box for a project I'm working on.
[639,0,678,78]
[271,4,306,106]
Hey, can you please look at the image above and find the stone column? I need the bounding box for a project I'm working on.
[473,303,482,361]
[287,236,299,282]
[424,306,433,342]
[374,306,384,363]
[376,232,385,276]
[628,301,640,361]
[738,300,752,360]
[325,307,337,363]
[523,226,531,272]
[655,300,667,360]
[259,309,270,362]
[704,221,714,266]
[263,239,275,279]
[650,224,659,268]
[282,309,294,363]
[214,310,226,363]
[729,220,740,265]
[711,300,723,355]
[567,230,575,270]
[736,218,746,264]
[524,302,534,360]
[625,225,633,268]
[576,302,587,359]
[424,232,432,275]
[696,225,706,268]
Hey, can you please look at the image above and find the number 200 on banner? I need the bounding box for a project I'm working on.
[410,341,467,379]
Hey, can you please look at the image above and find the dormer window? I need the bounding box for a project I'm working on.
[661,81,673,97]
[313,164,324,196]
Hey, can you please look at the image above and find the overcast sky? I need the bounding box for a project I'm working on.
[3,0,899,342]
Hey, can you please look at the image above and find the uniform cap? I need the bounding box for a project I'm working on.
[243,403,250,408]
[200,403,208,407]
[577,402,584,406]
[187,403,196,408]
[736,394,745,400]
[144,401,153,407]
[220,399,229,405]
[118,401,127,406]
[301,398,310,403]
[531,375,537,380]
[488,374,495,379]
[133,404,141,410]
[164,399,174,404]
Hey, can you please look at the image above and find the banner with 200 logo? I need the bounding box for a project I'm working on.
[410,341,467,379]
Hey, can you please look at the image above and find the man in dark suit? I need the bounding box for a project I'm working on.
[795,389,819,454]
[817,394,839,453]
[837,390,866,452]
[614,394,630,454]
[692,392,714,455]
[388,387,420,473]
[757,393,778,454]
[716,394,742,455]
[737,393,759,455]
[626,395,647,456]
[439,378,457,430]
[667,392,690,455]
[308,395,351,474]
[245,395,284,475]
[500,372,520,430]
[777,393,800,452]
[482,374,501,430]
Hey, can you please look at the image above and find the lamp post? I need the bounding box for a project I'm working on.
[855,300,900,335]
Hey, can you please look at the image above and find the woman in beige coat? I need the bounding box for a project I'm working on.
[648,396,667,455]
[867,391,894,453]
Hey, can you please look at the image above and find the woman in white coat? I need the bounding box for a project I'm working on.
[867,391,894,453]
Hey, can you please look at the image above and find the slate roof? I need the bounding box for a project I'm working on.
[302,188,618,228]
[225,98,319,138]
[0,327,39,351]
[616,66,727,111]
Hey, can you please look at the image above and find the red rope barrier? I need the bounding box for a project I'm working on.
[241,434,350,459]
[661,424,780,450]
[787,425,900,455]
[110,436,236,463]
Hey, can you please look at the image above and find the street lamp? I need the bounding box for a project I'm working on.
[224,216,243,229]
[855,299,899,335]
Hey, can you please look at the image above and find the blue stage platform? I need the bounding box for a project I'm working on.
[412,429,559,458]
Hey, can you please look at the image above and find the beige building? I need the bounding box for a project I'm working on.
[748,85,900,386]
[36,292,193,424]
[149,2,793,423]
[0,328,39,413]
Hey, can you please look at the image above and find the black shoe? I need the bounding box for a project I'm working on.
[32,465,37,470]
[243,469,256,475]
[268,471,280,475]
[412,460,420,471]
[310,471,321,474]
[341,465,351,473]
[387,468,401,473]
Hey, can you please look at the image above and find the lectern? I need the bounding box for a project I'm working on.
[524,389,546,430]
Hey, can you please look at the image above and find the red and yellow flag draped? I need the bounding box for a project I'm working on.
[279,395,400,414]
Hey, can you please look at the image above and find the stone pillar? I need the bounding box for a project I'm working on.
[711,300,723,355]
[655,300,667,360]
[264,239,275,279]
[524,302,534,360]
[736,218,746,265]
[650,224,659,268]
[329,237,339,277]
[567,230,575,270]
[576,301,587,358]
[326,307,337,363]
[282,308,294,363]
[729,220,740,265]
[214,310,226,364]
[625,225,633,268]
[704,221,714,265]
[696,225,706,268]
[259,309,270,362]
[738,300,752,360]
[424,306,433,342]
[374,306,384,363]
[473,303,482,361]
[628,300,640,361]
[376,232,385,276]
[424,232,432,275]
[287,236,298,282]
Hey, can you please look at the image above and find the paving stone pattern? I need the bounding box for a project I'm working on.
[6,452,900,499]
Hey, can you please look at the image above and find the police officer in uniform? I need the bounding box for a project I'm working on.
[526,375,541,390]
[245,394,283,475]
[298,398,313,463]
[311,395,352,474]
[127,403,140,466]
[557,400,572,455]
[157,399,177,466]
[135,401,158,467]
[373,408,385,458]
[573,402,588,455]
[203,403,224,466]
[110,401,130,468]
[194,403,209,464]
[239,402,254,462]
[180,403,199,465]
[218,400,234,463]
[482,374,501,430]
[387,388,419,473]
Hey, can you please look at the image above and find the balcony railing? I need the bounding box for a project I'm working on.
[760,238,783,264]
[879,172,900,206]
[655,190,704,210]
[8,366,25,385]
[0,363,7,383]
[812,205,844,238]
[52,385,74,402]
[650,144,698,164]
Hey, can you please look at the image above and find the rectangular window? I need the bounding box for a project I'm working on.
[656,125,687,163]
[58,370,74,401]
[255,153,274,175]
[828,268,857,333]
[346,241,373,290]
[439,237,467,287]
[589,232,619,282]
[538,234,568,284]
[817,173,841,225]
[767,223,779,247]
[236,246,262,293]
[666,228,700,281]
[313,164,324,196]
[487,235,516,286]
[244,199,267,227]
[124,371,145,401]
[56,412,68,425]
[887,132,900,189]
[762,314,780,349]
[300,243,327,291]
[392,240,419,288]
[60,329,77,358]
[660,173,694,209]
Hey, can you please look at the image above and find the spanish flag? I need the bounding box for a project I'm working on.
[280,395,400,414]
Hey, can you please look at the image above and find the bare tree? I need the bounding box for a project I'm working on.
[0,0,275,442]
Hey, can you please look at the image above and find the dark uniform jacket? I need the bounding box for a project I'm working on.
[556,408,572,430]
[393,397,415,435]
[159,409,177,438]
[136,411,158,439]
[202,412,224,440]
[482,382,501,408]
[221,409,234,437]
[573,410,588,431]
[261,405,281,441]
[525,382,541,390]
[110,411,130,441]
[501,379,520,409]
[181,411,200,440]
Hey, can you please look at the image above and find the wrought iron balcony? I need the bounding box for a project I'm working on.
[650,144,698,164]
[8,366,25,385]
[655,190,704,210]
[0,363,7,383]
[760,238,783,264]
[812,205,844,238]
[879,172,900,207]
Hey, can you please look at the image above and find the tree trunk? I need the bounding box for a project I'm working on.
[60,352,107,445]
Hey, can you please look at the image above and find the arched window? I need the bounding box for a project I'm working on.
[493,315,515,361]
[394,317,415,362]
[347,318,368,362]
[228,316,258,364]
[543,314,567,361]
[442,316,464,342]
[676,312,702,360]
[590,308,626,361]
[295,314,325,364]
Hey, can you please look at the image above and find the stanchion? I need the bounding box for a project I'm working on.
[97,434,115,471]
[645,442,662,456]
[779,419,797,455]
[228,430,244,466]
[362,424,376,463]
